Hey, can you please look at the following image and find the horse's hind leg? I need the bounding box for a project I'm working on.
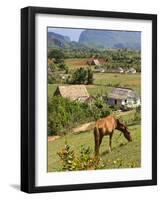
[99,135,103,146]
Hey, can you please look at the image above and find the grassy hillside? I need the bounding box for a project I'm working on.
[48,123,141,172]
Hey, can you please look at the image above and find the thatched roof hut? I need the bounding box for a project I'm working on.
[87,59,100,66]
[108,87,138,100]
[54,85,90,101]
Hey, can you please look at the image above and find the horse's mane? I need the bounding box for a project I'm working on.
[116,118,127,129]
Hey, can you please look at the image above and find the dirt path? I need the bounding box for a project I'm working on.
[72,122,95,134]
[48,135,60,142]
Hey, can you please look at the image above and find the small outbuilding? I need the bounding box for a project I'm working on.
[118,67,124,73]
[126,67,136,74]
[87,59,100,66]
[109,67,124,73]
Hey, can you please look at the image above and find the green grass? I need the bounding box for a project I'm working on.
[48,84,58,97]
[88,73,141,96]
[48,123,141,172]
[48,73,141,98]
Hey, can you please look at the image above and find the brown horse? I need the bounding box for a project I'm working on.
[94,115,132,156]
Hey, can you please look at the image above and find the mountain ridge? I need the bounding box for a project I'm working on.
[48,30,141,50]
[79,30,141,50]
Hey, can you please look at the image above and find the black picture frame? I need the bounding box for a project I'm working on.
[21,6,157,193]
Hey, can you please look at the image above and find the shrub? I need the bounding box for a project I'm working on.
[48,96,93,135]
[48,73,63,84]
[57,144,104,171]
[48,49,65,63]
[71,67,94,85]
[90,96,112,120]
[48,96,112,135]
[87,68,94,84]
[71,67,87,84]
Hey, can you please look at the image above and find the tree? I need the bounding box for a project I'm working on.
[71,68,94,85]
[87,68,94,84]
[90,95,112,120]
[48,49,65,64]
[72,68,87,84]
[47,96,92,135]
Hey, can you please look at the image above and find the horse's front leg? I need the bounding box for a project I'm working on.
[109,132,113,152]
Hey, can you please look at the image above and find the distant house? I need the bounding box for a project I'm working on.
[126,67,136,74]
[109,67,124,73]
[54,85,90,102]
[107,87,140,109]
[118,67,124,73]
[87,59,100,66]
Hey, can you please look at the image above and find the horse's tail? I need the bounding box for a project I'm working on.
[94,126,99,156]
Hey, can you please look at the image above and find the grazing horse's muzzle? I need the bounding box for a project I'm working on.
[123,131,132,142]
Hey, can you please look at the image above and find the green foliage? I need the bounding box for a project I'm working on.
[134,106,141,122]
[71,67,94,84]
[72,67,87,84]
[57,144,76,171]
[48,74,56,84]
[48,49,65,63]
[48,96,93,135]
[110,104,121,112]
[87,68,94,84]
[48,95,112,135]
[64,49,141,72]
[48,73,66,84]
[57,144,104,171]
[48,49,68,80]
[90,96,111,120]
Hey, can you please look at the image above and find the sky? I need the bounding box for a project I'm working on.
[48,27,84,42]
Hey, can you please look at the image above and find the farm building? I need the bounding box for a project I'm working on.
[54,85,90,102]
[118,67,124,73]
[87,59,100,66]
[126,67,136,74]
[107,87,141,109]
[109,67,124,73]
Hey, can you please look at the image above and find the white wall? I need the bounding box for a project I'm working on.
[0,0,160,199]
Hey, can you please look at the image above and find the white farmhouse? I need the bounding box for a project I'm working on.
[107,87,140,109]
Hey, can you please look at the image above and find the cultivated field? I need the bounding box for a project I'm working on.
[65,58,89,69]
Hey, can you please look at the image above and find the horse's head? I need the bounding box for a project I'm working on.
[122,126,132,142]
[117,120,132,142]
